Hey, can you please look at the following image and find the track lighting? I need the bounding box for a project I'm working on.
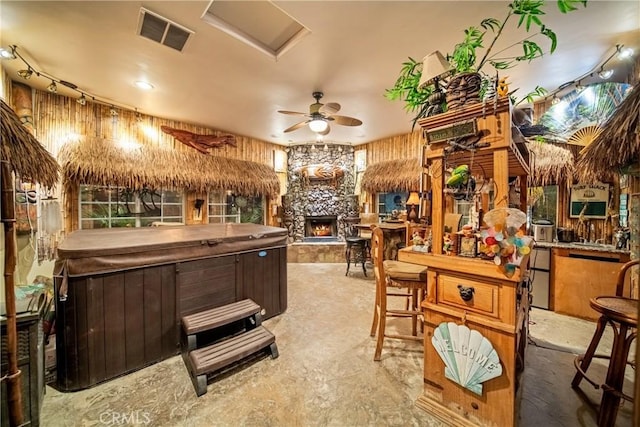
[598,68,613,80]
[0,46,16,59]
[110,107,118,117]
[7,44,144,118]
[18,68,33,79]
[551,96,559,105]
[617,46,633,60]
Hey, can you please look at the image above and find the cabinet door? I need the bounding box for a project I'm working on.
[238,247,287,319]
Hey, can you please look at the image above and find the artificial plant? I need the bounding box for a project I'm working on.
[386,0,588,125]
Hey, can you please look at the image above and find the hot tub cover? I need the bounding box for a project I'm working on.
[55,223,288,277]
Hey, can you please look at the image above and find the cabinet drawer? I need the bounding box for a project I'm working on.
[438,274,498,318]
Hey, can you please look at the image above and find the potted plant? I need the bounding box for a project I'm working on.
[386,0,588,125]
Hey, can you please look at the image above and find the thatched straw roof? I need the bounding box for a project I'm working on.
[578,83,640,182]
[527,140,575,187]
[361,158,421,193]
[58,137,279,197]
[1,99,58,187]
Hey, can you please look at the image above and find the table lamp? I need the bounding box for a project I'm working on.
[406,192,421,223]
[418,51,453,116]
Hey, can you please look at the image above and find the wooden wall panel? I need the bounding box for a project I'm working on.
[30,90,283,168]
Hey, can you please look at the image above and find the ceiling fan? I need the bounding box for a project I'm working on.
[278,91,362,135]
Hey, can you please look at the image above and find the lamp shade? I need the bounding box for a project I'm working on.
[418,51,453,89]
[406,191,420,206]
[309,118,328,132]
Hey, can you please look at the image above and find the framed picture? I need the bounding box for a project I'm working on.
[458,235,477,258]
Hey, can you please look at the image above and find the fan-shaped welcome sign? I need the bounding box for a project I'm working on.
[432,322,502,395]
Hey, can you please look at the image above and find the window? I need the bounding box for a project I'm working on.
[377,192,408,221]
[79,185,183,229]
[528,185,558,227]
[208,192,264,224]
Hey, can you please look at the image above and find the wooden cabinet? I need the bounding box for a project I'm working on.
[551,247,630,320]
[404,98,530,426]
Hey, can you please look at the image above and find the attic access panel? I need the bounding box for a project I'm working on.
[202,0,310,60]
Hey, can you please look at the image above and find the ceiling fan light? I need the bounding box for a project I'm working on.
[309,118,328,133]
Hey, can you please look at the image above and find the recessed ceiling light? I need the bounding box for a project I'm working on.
[135,81,154,90]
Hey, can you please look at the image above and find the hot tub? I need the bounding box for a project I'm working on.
[54,223,288,391]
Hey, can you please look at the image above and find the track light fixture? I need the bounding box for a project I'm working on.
[545,43,635,104]
[598,68,614,80]
[3,44,143,115]
[0,46,16,59]
[18,67,33,79]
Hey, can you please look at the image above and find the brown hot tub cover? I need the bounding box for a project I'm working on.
[55,223,287,279]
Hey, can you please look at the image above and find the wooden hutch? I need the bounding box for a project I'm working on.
[398,98,530,426]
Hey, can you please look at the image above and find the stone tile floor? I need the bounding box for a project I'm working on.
[41,263,634,426]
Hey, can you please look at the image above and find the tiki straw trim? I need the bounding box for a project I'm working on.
[1,99,59,187]
[361,158,421,193]
[527,140,575,187]
[58,137,279,197]
[578,83,640,182]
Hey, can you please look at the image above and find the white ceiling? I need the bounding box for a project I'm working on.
[1,1,638,146]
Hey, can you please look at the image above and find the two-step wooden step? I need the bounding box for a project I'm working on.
[181,299,279,396]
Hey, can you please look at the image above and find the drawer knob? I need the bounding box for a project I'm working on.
[457,285,475,302]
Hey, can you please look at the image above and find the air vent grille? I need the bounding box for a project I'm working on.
[138,8,194,52]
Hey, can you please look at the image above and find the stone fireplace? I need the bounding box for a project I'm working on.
[283,144,358,242]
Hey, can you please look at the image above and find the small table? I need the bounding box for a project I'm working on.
[355,222,407,260]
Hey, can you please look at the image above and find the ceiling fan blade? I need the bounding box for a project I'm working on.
[319,102,340,115]
[278,110,308,116]
[283,121,309,133]
[330,115,363,126]
[318,124,331,136]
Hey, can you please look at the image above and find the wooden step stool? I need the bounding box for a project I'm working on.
[181,299,279,396]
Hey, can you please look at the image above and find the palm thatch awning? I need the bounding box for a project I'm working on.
[578,83,640,182]
[527,140,575,187]
[1,99,58,186]
[361,158,421,193]
[58,137,279,197]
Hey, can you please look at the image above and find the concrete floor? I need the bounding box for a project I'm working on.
[41,263,634,426]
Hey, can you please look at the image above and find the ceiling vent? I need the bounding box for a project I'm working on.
[202,1,309,60]
[137,8,194,52]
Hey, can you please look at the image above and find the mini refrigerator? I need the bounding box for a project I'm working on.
[530,247,550,309]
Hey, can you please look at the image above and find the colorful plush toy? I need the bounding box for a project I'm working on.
[497,77,509,98]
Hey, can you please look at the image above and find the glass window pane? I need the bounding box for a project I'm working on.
[81,219,109,229]
[163,204,182,217]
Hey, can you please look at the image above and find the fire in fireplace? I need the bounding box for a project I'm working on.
[304,215,338,238]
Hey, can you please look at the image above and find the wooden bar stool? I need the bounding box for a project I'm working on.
[369,226,427,361]
[571,259,638,427]
[343,216,367,276]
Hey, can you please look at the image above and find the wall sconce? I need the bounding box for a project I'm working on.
[406,192,421,223]
[194,198,205,221]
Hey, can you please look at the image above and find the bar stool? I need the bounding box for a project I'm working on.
[571,259,638,427]
[369,226,427,361]
[343,216,367,276]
